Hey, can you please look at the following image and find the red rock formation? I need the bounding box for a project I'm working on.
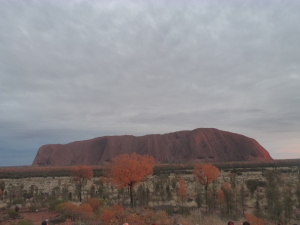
[32,128,273,166]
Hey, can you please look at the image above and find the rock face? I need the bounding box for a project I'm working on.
[32,128,273,166]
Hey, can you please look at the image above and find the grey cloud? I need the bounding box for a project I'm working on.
[1,0,300,165]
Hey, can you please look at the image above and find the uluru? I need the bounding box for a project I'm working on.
[32,128,273,166]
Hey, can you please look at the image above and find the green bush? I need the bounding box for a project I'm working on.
[48,199,66,211]
[164,206,175,215]
[13,198,24,204]
[17,219,33,225]
[8,210,19,219]
[49,217,66,224]
[28,205,37,212]
[179,206,190,216]
[245,179,259,195]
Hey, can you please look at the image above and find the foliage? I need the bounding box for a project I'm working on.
[48,217,66,224]
[48,199,66,211]
[296,184,300,207]
[57,201,94,221]
[100,205,125,225]
[100,205,171,225]
[71,165,93,202]
[79,203,94,220]
[178,177,187,207]
[263,169,282,186]
[0,180,5,191]
[8,210,20,219]
[22,192,32,200]
[16,220,33,225]
[193,164,220,191]
[245,179,259,196]
[283,186,294,223]
[193,164,219,213]
[57,202,79,220]
[87,198,103,212]
[221,182,233,215]
[109,153,155,207]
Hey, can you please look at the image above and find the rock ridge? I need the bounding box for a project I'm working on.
[32,128,273,166]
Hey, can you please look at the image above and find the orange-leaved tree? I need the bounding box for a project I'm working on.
[193,163,220,212]
[109,153,155,207]
[217,189,225,214]
[178,177,187,207]
[71,165,93,202]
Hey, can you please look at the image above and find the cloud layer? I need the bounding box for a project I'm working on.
[1,0,300,166]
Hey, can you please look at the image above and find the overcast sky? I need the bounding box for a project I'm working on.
[1,0,300,166]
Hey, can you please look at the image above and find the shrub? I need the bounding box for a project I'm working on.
[13,198,24,205]
[17,220,33,225]
[8,210,19,219]
[245,179,259,196]
[48,199,65,211]
[49,217,66,224]
[28,204,37,212]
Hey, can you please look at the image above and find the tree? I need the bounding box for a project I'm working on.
[217,190,225,215]
[71,165,93,202]
[0,180,5,192]
[239,184,246,215]
[296,184,300,207]
[245,179,259,196]
[193,164,220,212]
[178,177,187,207]
[222,181,233,215]
[283,186,294,223]
[109,153,155,207]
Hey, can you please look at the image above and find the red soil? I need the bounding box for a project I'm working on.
[1,209,72,225]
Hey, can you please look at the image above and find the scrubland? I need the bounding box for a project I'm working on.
[0,159,299,225]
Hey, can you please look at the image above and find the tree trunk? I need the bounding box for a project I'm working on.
[130,185,133,208]
[205,184,208,213]
[79,183,82,202]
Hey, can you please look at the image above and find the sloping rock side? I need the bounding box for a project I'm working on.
[32,128,273,166]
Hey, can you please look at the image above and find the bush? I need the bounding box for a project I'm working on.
[22,193,32,200]
[48,199,66,211]
[179,206,191,216]
[13,198,24,204]
[17,219,33,225]
[164,206,174,215]
[8,210,19,219]
[28,205,37,212]
[49,217,66,224]
[246,179,259,195]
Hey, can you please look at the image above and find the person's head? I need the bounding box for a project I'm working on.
[41,221,48,225]
[228,221,234,225]
[243,222,250,225]
[123,223,128,225]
